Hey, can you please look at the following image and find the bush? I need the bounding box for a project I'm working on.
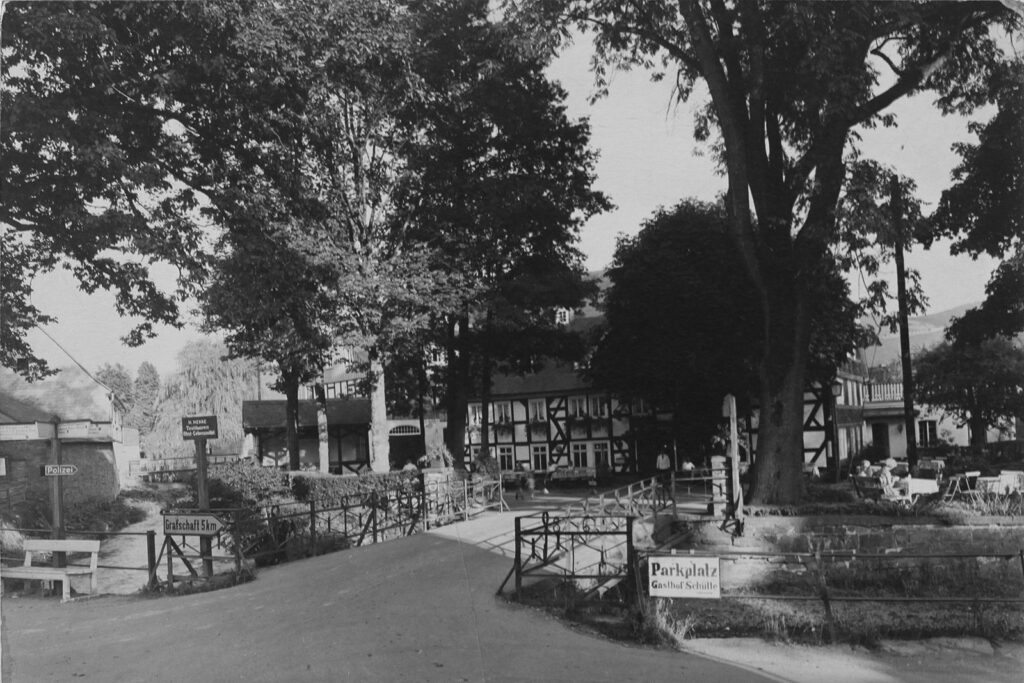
[198,461,290,506]
[289,470,420,507]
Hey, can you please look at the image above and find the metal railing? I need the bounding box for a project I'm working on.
[128,455,240,476]
[499,475,676,601]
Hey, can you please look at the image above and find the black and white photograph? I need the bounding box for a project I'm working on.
[2,1,1023,680]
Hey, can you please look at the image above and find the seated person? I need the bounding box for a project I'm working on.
[878,458,909,497]
[854,459,873,477]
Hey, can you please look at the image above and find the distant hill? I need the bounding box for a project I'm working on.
[861,303,979,368]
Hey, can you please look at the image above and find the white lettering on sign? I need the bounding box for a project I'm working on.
[43,464,79,477]
[162,513,225,536]
[648,556,722,599]
[181,416,218,440]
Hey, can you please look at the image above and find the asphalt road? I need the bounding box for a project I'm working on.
[1,514,773,682]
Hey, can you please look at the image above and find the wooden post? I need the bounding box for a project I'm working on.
[166,536,174,590]
[309,500,318,557]
[50,416,66,569]
[195,438,213,578]
[726,394,743,518]
[514,515,522,600]
[146,530,158,590]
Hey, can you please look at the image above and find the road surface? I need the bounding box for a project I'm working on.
[1,513,773,682]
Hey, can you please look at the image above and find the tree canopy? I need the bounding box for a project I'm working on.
[914,337,1024,446]
[2,1,231,378]
[590,199,869,452]
[933,59,1024,345]
[516,0,1022,502]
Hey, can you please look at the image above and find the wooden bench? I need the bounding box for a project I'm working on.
[1,539,100,602]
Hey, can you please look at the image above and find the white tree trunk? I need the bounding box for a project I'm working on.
[368,356,390,472]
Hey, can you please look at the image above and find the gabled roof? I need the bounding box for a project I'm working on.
[0,366,115,423]
[490,363,593,398]
[0,392,54,423]
[242,398,371,430]
[486,313,604,399]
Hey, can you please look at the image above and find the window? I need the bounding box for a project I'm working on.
[528,399,546,422]
[532,444,548,471]
[589,397,609,418]
[498,446,514,471]
[494,402,512,424]
[468,404,483,426]
[631,398,647,415]
[918,420,938,447]
[572,442,588,468]
[325,383,338,399]
[568,397,587,418]
[593,442,610,469]
[555,308,571,325]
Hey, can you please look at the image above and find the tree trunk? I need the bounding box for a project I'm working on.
[968,414,988,447]
[368,350,390,472]
[283,372,301,471]
[444,315,470,469]
[748,283,811,505]
[315,382,329,473]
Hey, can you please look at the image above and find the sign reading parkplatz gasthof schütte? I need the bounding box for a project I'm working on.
[648,555,722,599]
[181,415,218,440]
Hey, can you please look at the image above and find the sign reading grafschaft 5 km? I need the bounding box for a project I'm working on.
[181,415,218,440]
[648,556,721,599]
[162,512,225,536]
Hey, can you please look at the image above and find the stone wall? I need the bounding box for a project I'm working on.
[657,515,1024,593]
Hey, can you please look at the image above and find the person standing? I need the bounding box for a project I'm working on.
[656,447,672,475]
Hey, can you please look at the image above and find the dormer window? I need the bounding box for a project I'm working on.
[555,308,571,326]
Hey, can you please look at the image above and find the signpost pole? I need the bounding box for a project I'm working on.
[50,416,66,568]
[196,437,213,578]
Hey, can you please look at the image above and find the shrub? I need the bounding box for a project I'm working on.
[198,461,289,506]
[290,470,420,507]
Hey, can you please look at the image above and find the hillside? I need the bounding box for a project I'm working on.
[861,303,978,368]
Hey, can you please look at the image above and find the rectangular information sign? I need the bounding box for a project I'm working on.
[181,416,218,440]
[42,464,79,477]
[648,555,721,599]
[162,512,225,536]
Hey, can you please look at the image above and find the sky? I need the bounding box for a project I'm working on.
[24,34,1000,377]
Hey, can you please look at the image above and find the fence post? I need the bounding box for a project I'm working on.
[514,515,522,600]
[626,516,636,603]
[146,530,158,590]
[232,509,242,575]
[463,480,469,521]
[372,503,378,544]
[309,500,318,557]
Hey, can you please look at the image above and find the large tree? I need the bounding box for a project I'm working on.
[914,338,1024,446]
[1,1,231,378]
[402,9,609,460]
[933,59,1024,345]
[145,339,258,460]
[591,199,869,454]
[518,0,1021,502]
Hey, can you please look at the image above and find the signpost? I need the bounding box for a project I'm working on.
[43,464,78,477]
[181,415,218,577]
[648,555,722,599]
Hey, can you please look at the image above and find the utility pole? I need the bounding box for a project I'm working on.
[891,178,918,470]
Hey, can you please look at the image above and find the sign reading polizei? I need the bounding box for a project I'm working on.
[162,511,225,536]
[648,555,721,599]
[181,415,218,440]
[42,464,79,477]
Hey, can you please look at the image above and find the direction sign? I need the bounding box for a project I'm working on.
[42,464,78,477]
[181,416,218,440]
[162,511,225,536]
